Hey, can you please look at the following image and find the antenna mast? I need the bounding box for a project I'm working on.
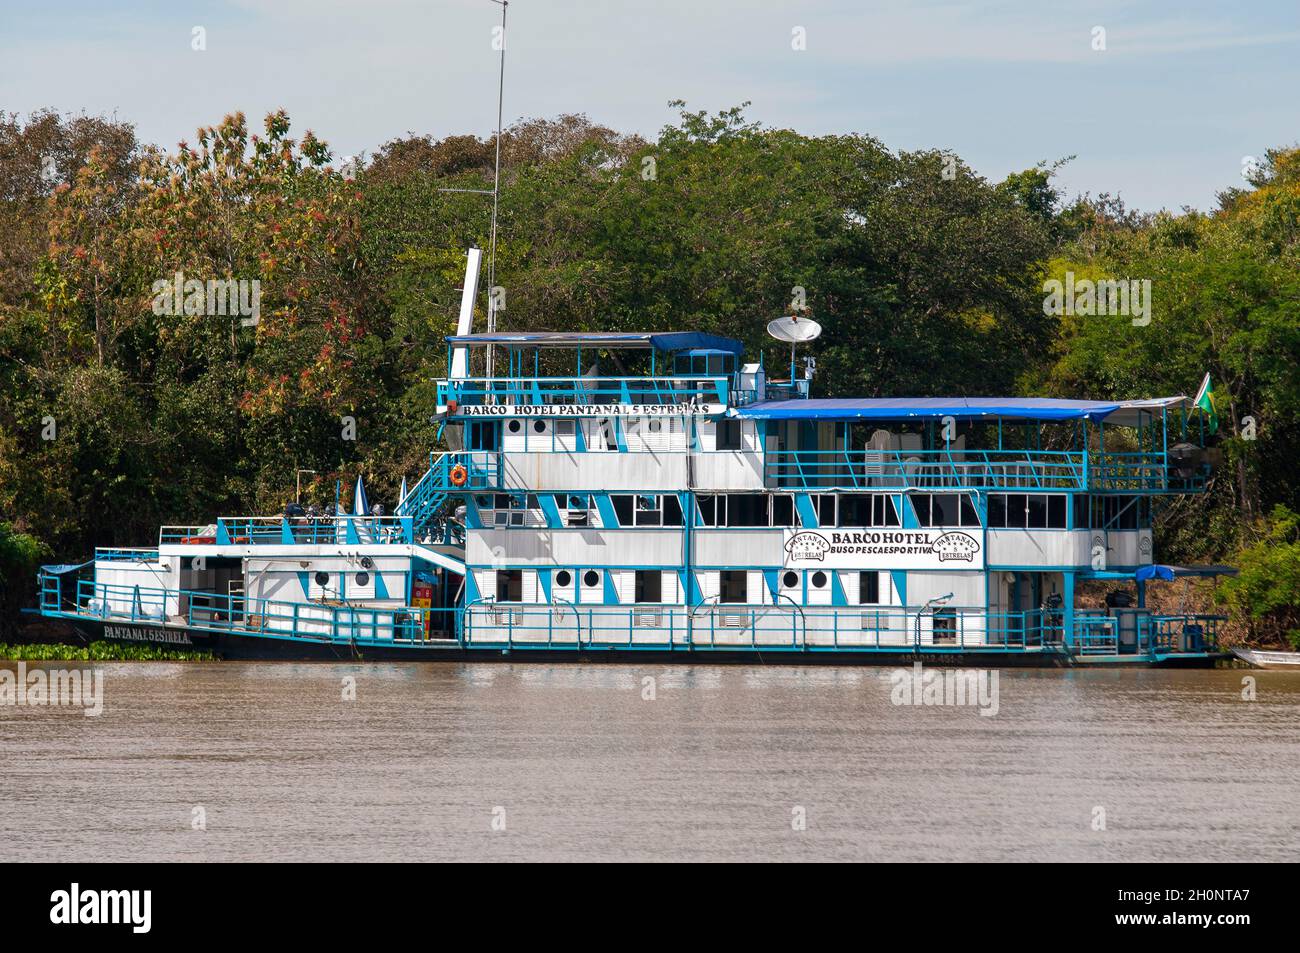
[486,0,508,379]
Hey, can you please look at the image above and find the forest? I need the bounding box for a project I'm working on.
[1,104,1296,643]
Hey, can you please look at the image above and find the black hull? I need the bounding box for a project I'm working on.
[57,617,1224,667]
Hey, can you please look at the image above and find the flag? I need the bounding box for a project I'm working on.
[1193,372,1220,434]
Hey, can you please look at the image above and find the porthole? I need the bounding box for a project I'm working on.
[583,570,600,588]
[507,419,522,433]
[355,572,370,587]
[314,571,330,586]
[648,419,662,433]
[532,420,546,434]
[359,556,373,570]
[811,571,828,588]
[782,571,799,589]
[555,570,573,588]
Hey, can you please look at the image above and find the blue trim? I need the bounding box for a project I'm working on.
[594,493,619,528]
[830,572,848,607]
[538,494,562,528]
[603,572,620,604]
[297,571,311,599]
[539,568,552,602]
[890,571,907,604]
[794,493,819,528]
[374,571,390,600]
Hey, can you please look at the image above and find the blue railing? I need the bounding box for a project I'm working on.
[438,375,730,410]
[159,515,415,547]
[764,449,1198,492]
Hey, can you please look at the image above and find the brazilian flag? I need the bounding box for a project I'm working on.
[1193,372,1220,434]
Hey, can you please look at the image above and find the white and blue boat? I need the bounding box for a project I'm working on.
[35,254,1232,666]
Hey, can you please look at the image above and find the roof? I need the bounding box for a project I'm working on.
[445,331,744,355]
[735,396,1190,425]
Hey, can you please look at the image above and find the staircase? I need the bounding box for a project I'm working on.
[396,451,501,540]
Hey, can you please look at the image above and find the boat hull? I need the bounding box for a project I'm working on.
[1231,647,1300,670]
[58,616,1225,667]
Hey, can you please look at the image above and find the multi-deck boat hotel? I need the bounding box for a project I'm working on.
[35,262,1230,665]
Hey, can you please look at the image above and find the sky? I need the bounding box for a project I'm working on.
[2,0,1297,212]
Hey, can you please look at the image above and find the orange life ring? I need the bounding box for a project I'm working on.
[449,463,469,487]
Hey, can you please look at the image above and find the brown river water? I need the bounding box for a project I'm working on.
[1,661,1297,862]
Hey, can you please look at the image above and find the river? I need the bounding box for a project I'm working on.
[2,662,1297,862]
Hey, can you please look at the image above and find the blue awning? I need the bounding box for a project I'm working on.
[445,331,744,355]
[736,396,1174,422]
[40,560,94,575]
[1136,564,1238,581]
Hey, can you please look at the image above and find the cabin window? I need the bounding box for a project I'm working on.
[496,570,522,602]
[556,419,576,436]
[782,571,799,589]
[716,419,743,450]
[507,419,522,434]
[859,571,881,605]
[555,570,572,588]
[635,571,662,604]
[726,495,769,527]
[912,493,979,527]
[719,570,748,604]
[583,570,600,589]
[556,494,590,527]
[771,494,795,527]
[612,495,635,527]
[354,572,370,587]
[815,494,836,527]
[811,571,828,589]
[662,495,684,526]
[837,494,899,527]
[314,571,330,587]
[987,494,1067,529]
[697,495,717,526]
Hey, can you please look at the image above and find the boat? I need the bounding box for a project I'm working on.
[31,251,1235,666]
[1231,647,1300,670]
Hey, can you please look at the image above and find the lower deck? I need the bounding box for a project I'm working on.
[36,572,1224,666]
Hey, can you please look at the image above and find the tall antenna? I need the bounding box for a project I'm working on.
[486,0,508,379]
[438,0,508,380]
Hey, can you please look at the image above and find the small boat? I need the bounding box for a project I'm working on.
[1231,647,1300,670]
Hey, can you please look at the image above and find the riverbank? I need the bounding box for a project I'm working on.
[0,641,214,661]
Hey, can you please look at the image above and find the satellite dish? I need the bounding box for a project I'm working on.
[767,316,822,343]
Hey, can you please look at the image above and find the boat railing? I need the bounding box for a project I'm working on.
[94,547,162,562]
[160,515,417,547]
[462,603,1062,652]
[764,449,1183,492]
[438,375,730,410]
[41,575,461,644]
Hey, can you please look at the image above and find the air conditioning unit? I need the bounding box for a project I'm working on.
[634,611,661,628]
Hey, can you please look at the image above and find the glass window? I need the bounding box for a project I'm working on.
[697,495,717,527]
[1048,495,1067,529]
[811,571,828,589]
[634,571,662,603]
[555,570,572,588]
[816,494,836,527]
[859,571,881,605]
[931,494,961,526]
[612,495,634,527]
[496,570,522,602]
[782,570,799,589]
[663,495,683,526]
[726,495,769,527]
[582,570,600,588]
[772,495,795,527]
[719,570,748,604]
[989,494,1007,528]
[839,495,872,527]
[1027,495,1048,529]
[960,495,979,527]
[717,420,743,450]
[1005,494,1027,529]
[634,496,662,527]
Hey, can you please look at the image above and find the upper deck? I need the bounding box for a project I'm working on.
[431,331,1214,496]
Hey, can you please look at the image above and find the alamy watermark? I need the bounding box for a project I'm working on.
[889,661,999,716]
[151,271,261,326]
[1042,271,1151,326]
[0,662,103,716]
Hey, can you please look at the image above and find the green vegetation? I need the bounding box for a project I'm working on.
[0,104,1296,643]
[0,641,214,660]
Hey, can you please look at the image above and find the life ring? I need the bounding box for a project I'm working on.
[449,463,469,487]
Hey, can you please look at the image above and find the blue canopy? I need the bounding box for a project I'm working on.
[445,331,744,356]
[40,560,94,575]
[739,397,1135,422]
[1136,564,1237,581]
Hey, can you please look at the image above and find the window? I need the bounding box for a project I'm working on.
[556,420,576,436]
[582,570,600,589]
[555,570,572,588]
[815,494,836,527]
[634,571,662,604]
[697,495,717,526]
[662,495,684,526]
[532,419,546,434]
[771,495,795,527]
[987,494,1067,529]
[859,571,881,605]
[837,494,900,527]
[314,571,330,587]
[782,571,799,589]
[354,572,370,587]
[496,570,522,602]
[811,571,827,589]
[913,494,979,527]
[507,419,522,434]
[555,494,591,528]
[719,570,748,604]
[727,495,769,527]
[716,419,743,450]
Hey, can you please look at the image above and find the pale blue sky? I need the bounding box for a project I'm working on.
[2,1,1297,211]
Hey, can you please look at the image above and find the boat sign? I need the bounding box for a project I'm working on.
[783,529,984,570]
